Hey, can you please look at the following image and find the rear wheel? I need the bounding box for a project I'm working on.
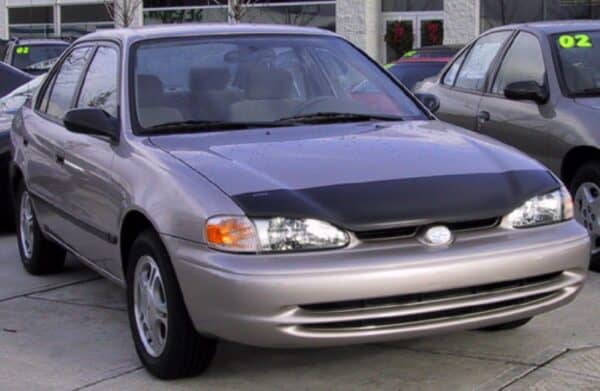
[126,229,217,379]
[570,162,600,271]
[478,317,532,331]
[15,182,66,275]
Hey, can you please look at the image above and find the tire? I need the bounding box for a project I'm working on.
[126,229,217,379]
[570,161,600,272]
[15,182,66,275]
[478,317,532,332]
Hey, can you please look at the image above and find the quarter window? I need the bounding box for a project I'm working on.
[492,32,546,95]
[77,46,119,117]
[454,31,512,91]
[44,47,92,119]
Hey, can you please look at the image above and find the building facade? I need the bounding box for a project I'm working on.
[1,0,599,63]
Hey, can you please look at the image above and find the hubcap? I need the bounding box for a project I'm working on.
[19,191,35,259]
[133,255,168,357]
[574,182,600,254]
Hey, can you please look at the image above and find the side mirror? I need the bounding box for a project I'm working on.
[415,93,440,113]
[64,108,119,142]
[504,81,549,104]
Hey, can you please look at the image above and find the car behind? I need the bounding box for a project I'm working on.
[415,21,600,269]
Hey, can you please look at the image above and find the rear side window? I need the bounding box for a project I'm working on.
[77,46,119,117]
[454,31,512,91]
[44,47,92,119]
[442,50,466,86]
[492,32,546,95]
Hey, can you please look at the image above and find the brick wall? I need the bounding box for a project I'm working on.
[336,0,381,60]
[444,0,479,45]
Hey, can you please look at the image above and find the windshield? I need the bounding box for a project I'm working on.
[554,31,600,96]
[0,74,45,113]
[131,35,426,133]
[12,44,68,70]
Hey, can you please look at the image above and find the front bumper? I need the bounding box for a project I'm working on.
[165,220,589,348]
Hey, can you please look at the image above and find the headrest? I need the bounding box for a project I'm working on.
[244,64,294,100]
[137,74,165,107]
[189,67,231,91]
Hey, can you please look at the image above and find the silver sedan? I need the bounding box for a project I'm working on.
[9,24,589,379]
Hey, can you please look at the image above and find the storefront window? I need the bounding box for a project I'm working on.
[144,7,228,24]
[241,4,335,31]
[61,4,114,38]
[481,0,600,32]
[8,6,54,38]
[382,0,443,12]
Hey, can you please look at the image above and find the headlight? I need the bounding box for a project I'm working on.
[507,186,573,228]
[205,216,350,253]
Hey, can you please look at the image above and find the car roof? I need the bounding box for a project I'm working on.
[76,23,338,45]
[10,38,69,46]
[487,20,600,35]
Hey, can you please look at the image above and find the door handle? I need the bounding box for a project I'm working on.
[477,110,490,124]
[55,150,65,165]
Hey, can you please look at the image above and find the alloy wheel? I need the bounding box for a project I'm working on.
[133,255,169,358]
[574,182,600,254]
[19,191,35,259]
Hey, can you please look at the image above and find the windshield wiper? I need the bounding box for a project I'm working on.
[144,120,291,134]
[580,88,600,95]
[276,112,405,125]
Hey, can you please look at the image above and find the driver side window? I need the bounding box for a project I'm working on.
[42,47,92,120]
[492,32,546,95]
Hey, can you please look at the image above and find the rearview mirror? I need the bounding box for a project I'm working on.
[504,81,549,104]
[64,108,120,142]
[415,93,440,113]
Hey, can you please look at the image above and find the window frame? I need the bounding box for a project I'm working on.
[35,39,122,128]
[440,29,516,96]
[487,30,548,98]
[73,42,122,119]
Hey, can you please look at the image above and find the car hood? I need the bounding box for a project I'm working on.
[150,121,558,231]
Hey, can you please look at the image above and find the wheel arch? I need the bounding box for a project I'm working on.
[9,162,24,204]
[119,209,161,279]
[561,146,600,188]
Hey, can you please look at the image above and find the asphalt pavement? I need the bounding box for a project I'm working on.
[1,232,599,390]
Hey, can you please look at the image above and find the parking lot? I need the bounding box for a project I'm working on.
[0,232,597,390]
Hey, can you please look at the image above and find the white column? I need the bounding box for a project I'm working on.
[444,0,479,45]
[54,2,61,37]
[0,0,8,39]
[336,0,382,62]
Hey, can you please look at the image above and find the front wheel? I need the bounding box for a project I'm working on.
[570,162,600,271]
[126,229,217,379]
[15,182,66,275]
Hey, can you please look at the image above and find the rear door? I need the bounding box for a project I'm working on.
[477,31,553,168]
[433,31,514,130]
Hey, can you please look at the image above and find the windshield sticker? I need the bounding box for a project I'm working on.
[558,34,593,49]
[15,46,30,55]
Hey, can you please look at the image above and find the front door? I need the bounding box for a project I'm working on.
[381,12,444,63]
[477,32,554,169]
[59,44,123,278]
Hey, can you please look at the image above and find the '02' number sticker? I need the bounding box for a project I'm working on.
[558,34,593,49]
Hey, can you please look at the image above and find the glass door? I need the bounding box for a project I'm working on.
[381,12,444,63]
